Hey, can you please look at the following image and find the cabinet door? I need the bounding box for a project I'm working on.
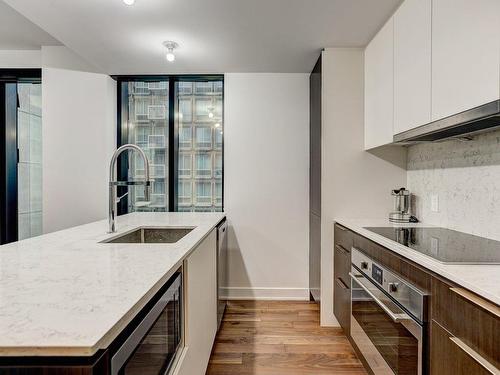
[176,230,217,375]
[333,274,350,335]
[431,320,494,375]
[393,0,431,135]
[364,18,394,149]
[432,0,500,121]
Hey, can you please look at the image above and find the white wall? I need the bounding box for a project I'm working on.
[224,73,310,300]
[42,47,116,233]
[321,48,407,325]
[0,50,41,68]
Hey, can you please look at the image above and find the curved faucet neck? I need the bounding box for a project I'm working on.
[108,144,151,233]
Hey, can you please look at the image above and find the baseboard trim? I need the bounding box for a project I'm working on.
[221,287,309,301]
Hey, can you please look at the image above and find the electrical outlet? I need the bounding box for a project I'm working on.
[431,194,439,212]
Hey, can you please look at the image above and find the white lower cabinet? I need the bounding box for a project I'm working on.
[173,229,217,375]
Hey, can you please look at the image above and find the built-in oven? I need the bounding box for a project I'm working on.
[349,248,427,375]
[111,272,183,375]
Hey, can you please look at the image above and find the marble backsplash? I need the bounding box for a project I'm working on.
[407,129,500,240]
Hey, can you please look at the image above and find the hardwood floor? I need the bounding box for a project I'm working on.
[206,301,367,375]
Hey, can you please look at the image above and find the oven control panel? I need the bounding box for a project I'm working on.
[351,247,427,323]
[372,264,383,285]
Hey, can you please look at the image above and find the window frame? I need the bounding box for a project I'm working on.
[114,75,224,214]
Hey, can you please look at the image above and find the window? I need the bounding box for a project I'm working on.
[179,98,192,123]
[195,153,212,179]
[179,153,192,178]
[178,181,192,207]
[179,126,192,149]
[176,79,223,212]
[195,126,212,149]
[194,98,213,122]
[195,181,212,207]
[117,76,223,213]
[214,153,222,179]
[123,81,169,212]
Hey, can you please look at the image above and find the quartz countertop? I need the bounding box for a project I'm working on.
[0,212,225,356]
[335,218,500,306]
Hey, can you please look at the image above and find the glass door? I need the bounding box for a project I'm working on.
[350,270,421,374]
[0,70,42,244]
[123,81,169,212]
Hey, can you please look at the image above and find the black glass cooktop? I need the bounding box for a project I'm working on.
[364,227,500,264]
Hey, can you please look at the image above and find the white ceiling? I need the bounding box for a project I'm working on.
[0,1,60,49]
[4,0,401,74]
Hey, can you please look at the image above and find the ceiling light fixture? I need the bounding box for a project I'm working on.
[123,0,135,5]
[163,41,179,62]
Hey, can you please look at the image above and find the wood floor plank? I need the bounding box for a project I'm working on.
[206,300,367,375]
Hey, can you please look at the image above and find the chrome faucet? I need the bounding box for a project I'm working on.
[108,144,151,233]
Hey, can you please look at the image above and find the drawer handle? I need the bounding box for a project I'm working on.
[450,288,500,318]
[335,244,350,255]
[450,337,499,375]
[335,277,349,290]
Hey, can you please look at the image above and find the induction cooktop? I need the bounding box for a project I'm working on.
[364,227,500,264]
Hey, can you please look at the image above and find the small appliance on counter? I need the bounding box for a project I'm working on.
[389,187,418,223]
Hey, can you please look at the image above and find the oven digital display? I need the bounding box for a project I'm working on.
[372,264,383,285]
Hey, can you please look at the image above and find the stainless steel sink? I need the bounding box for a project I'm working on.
[102,227,195,244]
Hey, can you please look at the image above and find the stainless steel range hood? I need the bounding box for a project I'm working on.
[393,100,500,144]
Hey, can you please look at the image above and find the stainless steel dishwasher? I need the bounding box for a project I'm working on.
[217,219,228,329]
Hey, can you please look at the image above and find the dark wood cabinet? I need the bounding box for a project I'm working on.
[333,224,500,375]
[0,350,109,375]
[431,276,499,374]
[309,55,321,302]
[333,274,351,335]
[431,320,493,375]
[333,223,352,334]
[334,224,353,254]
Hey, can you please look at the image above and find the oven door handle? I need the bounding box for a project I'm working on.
[349,272,411,323]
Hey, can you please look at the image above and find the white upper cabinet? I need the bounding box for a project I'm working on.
[364,18,394,150]
[393,0,431,135]
[432,0,500,121]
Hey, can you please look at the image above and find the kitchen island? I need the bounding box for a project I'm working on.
[0,212,225,374]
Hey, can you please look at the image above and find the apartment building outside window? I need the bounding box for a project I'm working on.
[116,76,223,214]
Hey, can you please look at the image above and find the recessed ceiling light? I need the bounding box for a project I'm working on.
[163,41,179,63]
[123,0,135,5]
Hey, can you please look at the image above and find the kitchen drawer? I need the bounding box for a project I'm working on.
[334,223,353,252]
[333,274,350,335]
[431,320,495,375]
[334,242,350,286]
[431,276,500,372]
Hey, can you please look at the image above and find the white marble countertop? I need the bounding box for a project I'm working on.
[0,212,225,357]
[335,218,500,306]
